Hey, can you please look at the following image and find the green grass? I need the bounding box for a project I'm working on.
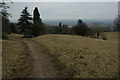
[33,32,118,78]
[2,40,32,78]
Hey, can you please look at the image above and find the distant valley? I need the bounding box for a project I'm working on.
[11,19,114,27]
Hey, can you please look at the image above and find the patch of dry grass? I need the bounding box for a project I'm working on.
[2,40,32,78]
[7,34,23,41]
[33,33,118,78]
[100,32,118,42]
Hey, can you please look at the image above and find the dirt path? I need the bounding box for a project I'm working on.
[23,40,60,78]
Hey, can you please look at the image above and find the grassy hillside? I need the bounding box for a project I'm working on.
[2,40,32,78]
[33,32,118,78]
[99,32,118,42]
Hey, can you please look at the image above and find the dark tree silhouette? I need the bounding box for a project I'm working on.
[18,7,33,38]
[0,2,12,39]
[33,7,42,24]
[72,19,90,36]
[33,7,45,37]
[10,23,17,33]
[59,22,62,27]
[59,22,62,34]
[77,19,83,26]
[114,15,120,31]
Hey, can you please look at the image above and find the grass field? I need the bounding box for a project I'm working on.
[99,32,118,42]
[33,32,118,78]
[2,40,32,78]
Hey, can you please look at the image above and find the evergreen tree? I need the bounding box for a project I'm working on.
[59,22,62,27]
[18,7,33,38]
[10,23,17,33]
[77,19,83,26]
[59,22,62,34]
[33,7,44,37]
[0,2,11,39]
[33,7,42,24]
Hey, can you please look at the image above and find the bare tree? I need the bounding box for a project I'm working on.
[114,15,120,31]
[91,23,103,39]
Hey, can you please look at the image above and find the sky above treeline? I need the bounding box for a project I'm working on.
[7,2,118,21]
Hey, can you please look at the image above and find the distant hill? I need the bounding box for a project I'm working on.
[43,19,114,27]
[11,19,114,27]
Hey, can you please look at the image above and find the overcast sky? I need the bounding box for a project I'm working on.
[7,2,118,21]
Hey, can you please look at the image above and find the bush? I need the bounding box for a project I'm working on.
[102,36,107,40]
[72,23,90,36]
[2,33,8,39]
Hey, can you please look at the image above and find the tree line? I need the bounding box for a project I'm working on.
[17,7,45,38]
[46,19,113,39]
[1,2,120,39]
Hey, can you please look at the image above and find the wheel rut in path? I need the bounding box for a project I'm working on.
[23,40,60,78]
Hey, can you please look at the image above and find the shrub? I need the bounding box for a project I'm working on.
[102,36,107,40]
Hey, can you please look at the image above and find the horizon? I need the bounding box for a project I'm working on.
[11,18,114,27]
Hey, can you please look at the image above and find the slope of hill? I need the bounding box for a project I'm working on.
[33,32,118,78]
